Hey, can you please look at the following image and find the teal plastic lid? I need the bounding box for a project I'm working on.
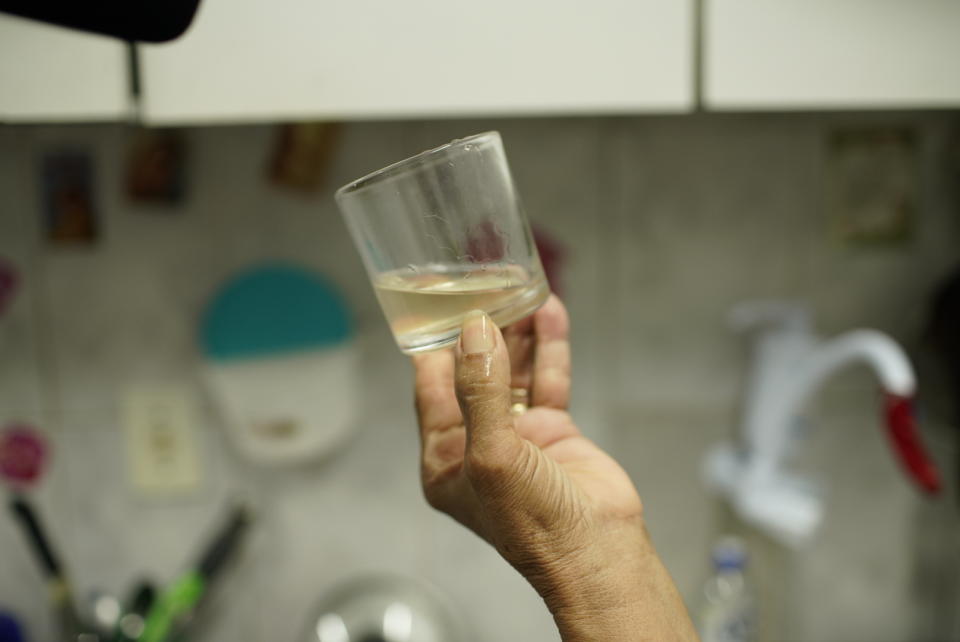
[201,263,352,362]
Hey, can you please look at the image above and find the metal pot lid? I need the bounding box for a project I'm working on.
[303,574,464,642]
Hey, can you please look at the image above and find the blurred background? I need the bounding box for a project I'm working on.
[1,1,959,641]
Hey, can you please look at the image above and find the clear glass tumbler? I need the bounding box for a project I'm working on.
[336,132,549,354]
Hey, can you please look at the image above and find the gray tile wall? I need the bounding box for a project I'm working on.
[0,112,957,641]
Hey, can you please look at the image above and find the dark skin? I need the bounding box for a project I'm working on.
[412,296,698,642]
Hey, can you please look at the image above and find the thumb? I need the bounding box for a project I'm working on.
[455,310,522,463]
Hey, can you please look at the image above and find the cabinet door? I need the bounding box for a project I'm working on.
[0,14,129,122]
[139,0,693,123]
[705,0,960,109]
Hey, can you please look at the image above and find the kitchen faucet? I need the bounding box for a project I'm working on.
[705,301,940,546]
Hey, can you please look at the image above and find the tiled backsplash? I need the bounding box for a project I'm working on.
[0,112,957,641]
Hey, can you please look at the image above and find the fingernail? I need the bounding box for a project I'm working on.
[461,310,493,354]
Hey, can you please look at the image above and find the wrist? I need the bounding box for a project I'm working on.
[531,519,650,632]
[522,518,697,642]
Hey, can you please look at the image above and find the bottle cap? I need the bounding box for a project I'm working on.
[712,536,748,571]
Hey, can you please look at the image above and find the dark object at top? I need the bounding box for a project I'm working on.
[0,0,201,42]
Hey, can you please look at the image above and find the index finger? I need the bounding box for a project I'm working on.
[502,314,535,391]
[412,349,462,439]
[531,295,572,409]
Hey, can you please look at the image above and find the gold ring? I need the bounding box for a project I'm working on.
[511,388,529,415]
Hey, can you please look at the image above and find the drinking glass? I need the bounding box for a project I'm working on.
[336,131,548,354]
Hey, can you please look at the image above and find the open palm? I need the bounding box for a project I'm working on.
[412,296,642,567]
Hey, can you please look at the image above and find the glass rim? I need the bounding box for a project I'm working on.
[335,131,501,201]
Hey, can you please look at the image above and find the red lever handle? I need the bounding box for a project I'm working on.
[883,393,941,494]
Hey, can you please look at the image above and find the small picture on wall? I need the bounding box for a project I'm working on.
[268,122,339,193]
[826,127,917,246]
[125,129,187,206]
[40,150,98,244]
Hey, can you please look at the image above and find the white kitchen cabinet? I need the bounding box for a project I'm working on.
[0,13,130,122]
[139,0,694,123]
[705,0,960,109]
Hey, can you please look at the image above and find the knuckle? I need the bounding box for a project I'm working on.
[464,449,500,483]
[464,447,509,486]
[422,484,446,511]
[457,377,506,406]
[421,470,453,512]
[465,439,527,489]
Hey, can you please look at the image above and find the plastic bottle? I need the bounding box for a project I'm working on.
[697,536,756,642]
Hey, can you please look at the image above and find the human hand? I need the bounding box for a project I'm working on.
[412,296,697,641]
